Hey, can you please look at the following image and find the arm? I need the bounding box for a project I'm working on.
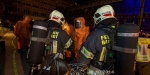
[61,31,74,51]
[78,33,96,64]
[14,21,22,37]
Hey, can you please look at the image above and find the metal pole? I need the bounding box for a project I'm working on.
[138,0,145,29]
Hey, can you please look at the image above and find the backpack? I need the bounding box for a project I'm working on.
[39,27,69,75]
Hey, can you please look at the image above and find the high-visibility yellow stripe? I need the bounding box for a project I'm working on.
[81,46,94,59]
[136,55,150,62]
[64,38,73,49]
[136,44,150,62]
[99,47,106,61]
[53,40,57,54]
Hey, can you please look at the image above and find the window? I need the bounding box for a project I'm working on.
[24,9,30,14]
[33,11,39,16]
[41,13,46,17]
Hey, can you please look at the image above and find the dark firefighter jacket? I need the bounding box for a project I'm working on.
[48,20,74,55]
[39,21,74,75]
[78,24,111,64]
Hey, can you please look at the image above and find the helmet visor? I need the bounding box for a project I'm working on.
[74,20,81,28]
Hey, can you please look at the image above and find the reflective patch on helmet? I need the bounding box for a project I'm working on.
[52,15,60,20]
[102,11,112,16]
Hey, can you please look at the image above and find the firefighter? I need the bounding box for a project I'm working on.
[14,15,31,53]
[74,17,90,59]
[41,10,74,75]
[78,5,117,75]
[62,22,76,62]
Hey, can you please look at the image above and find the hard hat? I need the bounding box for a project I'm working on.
[93,5,116,25]
[49,10,65,26]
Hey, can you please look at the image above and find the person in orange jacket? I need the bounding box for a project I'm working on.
[74,17,90,59]
[14,15,31,53]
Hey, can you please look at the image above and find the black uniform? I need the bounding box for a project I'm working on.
[48,20,74,53]
[40,20,74,75]
[78,24,111,65]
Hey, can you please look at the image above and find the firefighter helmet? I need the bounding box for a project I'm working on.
[93,5,116,25]
[49,10,65,26]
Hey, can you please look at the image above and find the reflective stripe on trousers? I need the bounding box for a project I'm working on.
[137,44,150,62]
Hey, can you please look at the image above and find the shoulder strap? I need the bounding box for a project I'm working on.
[46,27,53,54]
[47,27,53,39]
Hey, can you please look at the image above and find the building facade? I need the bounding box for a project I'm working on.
[8,0,74,20]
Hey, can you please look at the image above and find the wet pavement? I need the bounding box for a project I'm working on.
[0,31,25,75]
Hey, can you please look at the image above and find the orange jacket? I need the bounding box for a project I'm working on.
[14,21,30,49]
[62,18,90,59]
[62,22,75,39]
[74,17,90,58]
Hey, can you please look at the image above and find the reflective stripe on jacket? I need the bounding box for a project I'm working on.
[78,24,111,64]
[136,44,150,62]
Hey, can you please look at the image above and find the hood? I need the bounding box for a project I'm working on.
[74,17,85,29]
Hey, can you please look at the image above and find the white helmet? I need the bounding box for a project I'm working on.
[93,5,116,25]
[49,10,65,26]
